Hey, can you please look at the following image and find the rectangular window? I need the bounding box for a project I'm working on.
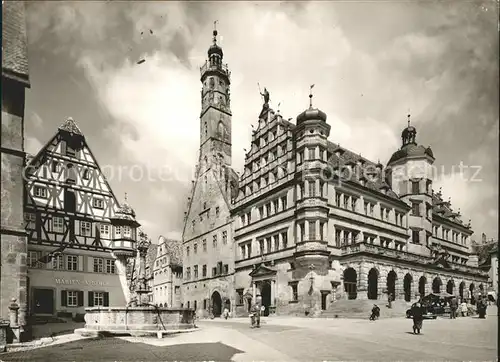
[266,237,272,253]
[93,258,104,273]
[93,198,104,209]
[115,226,122,237]
[223,264,229,274]
[309,221,316,240]
[222,230,227,244]
[281,196,287,210]
[282,232,288,249]
[99,224,110,237]
[343,195,349,208]
[351,197,357,211]
[411,202,420,216]
[93,292,104,307]
[240,245,246,259]
[259,240,264,255]
[335,194,341,206]
[194,265,198,279]
[52,217,64,233]
[28,251,41,268]
[412,230,420,244]
[309,181,315,197]
[259,206,264,219]
[412,181,419,194]
[202,264,207,277]
[51,161,60,173]
[274,235,279,251]
[266,203,271,216]
[25,213,36,229]
[34,186,47,198]
[291,283,298,301]
[309,148,315,160]
[246,212,252,224]
[216,206,220,217]
[194,243,198,254]
[335,230,341,247]
[80,221,91,236]
[67,291,78,307]
[122,226,131,237]
[52,254,64,270]
[213,234,218,248]
[67,255,78,271]
[106,259,115,274]
[273,200,279,213]
[212,267,216,277]
[203,239,207,252]
[186,247,190,257]
[186,267,191,280]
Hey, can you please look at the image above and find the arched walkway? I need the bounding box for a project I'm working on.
[419,276,427,298]
[446,280,454,295]
[459,281,465,300]
[432,277,442,293]
[404,274,413,302]
[211,291,222,317]
[343,268,357,300]
[368,268,378,300]
[261,282,271,316]
[386,270,397,300]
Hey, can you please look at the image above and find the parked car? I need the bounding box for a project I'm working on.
[406,303,438,319]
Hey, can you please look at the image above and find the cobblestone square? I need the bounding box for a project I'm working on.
[3,310,497,361]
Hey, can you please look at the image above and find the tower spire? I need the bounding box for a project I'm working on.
[407,110,411,128]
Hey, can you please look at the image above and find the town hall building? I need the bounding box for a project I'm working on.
[182,27,489,318]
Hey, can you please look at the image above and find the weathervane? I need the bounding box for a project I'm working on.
[407,108,411,127]
[309,84,315,108]
[213,20,219,44]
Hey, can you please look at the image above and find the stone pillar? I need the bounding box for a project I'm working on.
[315,179,320,197]
[396,273,405,300]
[315,220,320,240]
[379,273,387,300]
[304,180,309,197]
[358,264,368,300]
[8,298,20,343]
[304,222,309,241]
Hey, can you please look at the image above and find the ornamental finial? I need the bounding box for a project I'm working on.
[213,20,218,44]
[407,109,411,127]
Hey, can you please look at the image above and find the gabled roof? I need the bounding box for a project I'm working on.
[158,236,182,267]
[58,117,83,136]
[2,1,30,86]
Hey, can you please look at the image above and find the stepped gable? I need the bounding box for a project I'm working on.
[159,236,183,267]
[431,189,465,226]
[326,141,399,200]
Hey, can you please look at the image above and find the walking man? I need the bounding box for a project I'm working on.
[450,296,458,319]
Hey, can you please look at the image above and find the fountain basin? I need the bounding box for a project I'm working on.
[75,307,196,338]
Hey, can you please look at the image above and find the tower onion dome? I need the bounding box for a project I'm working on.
[388,114,434,164]
[296,92,327,124]
[208,29,223,58]
[110,194,140,228]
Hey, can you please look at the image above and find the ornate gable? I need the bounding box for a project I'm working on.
[249,263,277,278]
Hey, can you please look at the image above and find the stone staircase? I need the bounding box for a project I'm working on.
[319,299,411,319]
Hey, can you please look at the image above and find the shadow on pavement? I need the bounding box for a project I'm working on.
[2,338,244,362]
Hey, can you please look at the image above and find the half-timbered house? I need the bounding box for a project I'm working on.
[24,117,140,318]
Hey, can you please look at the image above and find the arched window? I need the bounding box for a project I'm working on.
[204,122,208,136]
[218,121,224,139]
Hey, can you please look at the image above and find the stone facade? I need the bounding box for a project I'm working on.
[1,1,31,328]
[182,29,489,318]
[152,236,183,308]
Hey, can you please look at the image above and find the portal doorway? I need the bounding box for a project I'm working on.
[321,291,329,310]
[419,276,427,297]
[343,268,357,300]
[447,280,454,294]
[387,271,397,300]
[368,268,378,300]
[432,277,442,293]
[261,281,271,316]
[33,288,54,315]
[211,291,222,317]
[403,274,412,302]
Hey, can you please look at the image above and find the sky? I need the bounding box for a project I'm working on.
[24,1,499,242]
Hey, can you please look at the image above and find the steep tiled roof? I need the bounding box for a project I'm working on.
[2,1,30,85]
[145,243,158,278]
[431,191,467,227]
[326,141,401,201]
[159,236,182,267]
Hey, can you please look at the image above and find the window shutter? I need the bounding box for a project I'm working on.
[103,292,109,307]
[61,290,67,307]
[77,291,84,307]
[88,292,94,307]
[78,255,84,271]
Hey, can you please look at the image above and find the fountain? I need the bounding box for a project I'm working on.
[75,230,196,338]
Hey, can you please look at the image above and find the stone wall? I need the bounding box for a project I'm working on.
[1,78,28,326]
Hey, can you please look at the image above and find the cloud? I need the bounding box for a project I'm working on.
[25,136,44,156]
[24,1,499,239]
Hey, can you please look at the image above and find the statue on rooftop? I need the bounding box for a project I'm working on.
[258,83,270,108]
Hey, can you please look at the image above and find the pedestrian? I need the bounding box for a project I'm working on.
[387,293,393,309]
[369,304,380,321]
[223,307,229,320]
[460,300,468,317]
[450,297,458,319]
[411,302,424,334]
[477,297,487,319]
